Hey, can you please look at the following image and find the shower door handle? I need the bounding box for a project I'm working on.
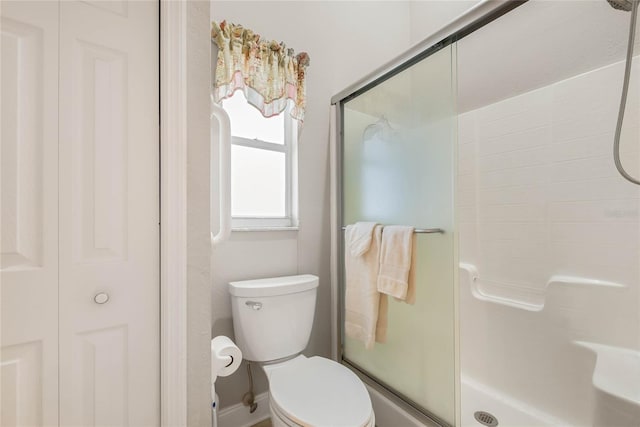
[211,97,232,246]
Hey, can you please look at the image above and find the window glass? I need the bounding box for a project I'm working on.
[222,91,285,144]
[231,145,286,217]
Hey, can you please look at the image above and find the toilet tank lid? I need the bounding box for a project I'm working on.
[228,274,319,297]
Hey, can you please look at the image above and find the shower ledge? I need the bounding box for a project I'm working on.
[574,341,640,407]
[459,263,627,312]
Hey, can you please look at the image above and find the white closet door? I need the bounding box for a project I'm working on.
[58,1,159,426]
[1,2,60,426]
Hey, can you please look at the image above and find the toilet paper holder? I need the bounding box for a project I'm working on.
[211,336,242,379]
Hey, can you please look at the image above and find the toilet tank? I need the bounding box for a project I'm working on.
[229,274,319,362]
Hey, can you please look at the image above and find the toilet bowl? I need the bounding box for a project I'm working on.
[264,355,374,427]
[229,275,374,427]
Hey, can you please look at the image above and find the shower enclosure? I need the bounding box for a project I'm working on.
[332,1,640,426]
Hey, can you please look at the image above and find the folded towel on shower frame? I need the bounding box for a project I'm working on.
[377,225,416,303]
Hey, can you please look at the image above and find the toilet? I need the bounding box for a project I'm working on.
[229,274,374,427]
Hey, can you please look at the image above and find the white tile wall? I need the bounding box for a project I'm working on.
[459,57,640,425]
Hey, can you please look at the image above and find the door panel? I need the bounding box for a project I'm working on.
[58,1,159,425]
[75,325,129,426]
[0,2,60,426]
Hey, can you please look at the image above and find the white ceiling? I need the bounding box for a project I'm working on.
[346,0,640,116]
[457,0,640,112]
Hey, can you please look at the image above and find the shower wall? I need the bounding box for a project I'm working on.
[457,55,640,425]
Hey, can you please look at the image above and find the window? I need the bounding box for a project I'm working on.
[222,91,298,229]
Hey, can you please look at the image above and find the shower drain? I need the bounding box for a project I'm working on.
[474,411,499,426]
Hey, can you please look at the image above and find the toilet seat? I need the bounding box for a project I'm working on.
[266,356,374,427]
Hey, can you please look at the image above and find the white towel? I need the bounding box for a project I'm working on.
[347,221,377,257]
[404,236,417,305]
[344,223,387,349]
[377,225,415,301]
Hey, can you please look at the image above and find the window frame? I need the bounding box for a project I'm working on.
[228,105,298,230]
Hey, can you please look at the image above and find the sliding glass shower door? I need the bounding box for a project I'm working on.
[340,44,457,425]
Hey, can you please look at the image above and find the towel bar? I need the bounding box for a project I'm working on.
[340,225,444,234]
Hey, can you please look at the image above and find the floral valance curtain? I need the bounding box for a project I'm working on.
[211,21,310,122]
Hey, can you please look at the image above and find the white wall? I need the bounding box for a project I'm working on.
[408,0,480,45]
[209,1,412,410]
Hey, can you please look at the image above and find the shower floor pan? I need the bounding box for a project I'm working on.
[460,376,567,427]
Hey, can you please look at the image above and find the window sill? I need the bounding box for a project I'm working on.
[231,226,299,232]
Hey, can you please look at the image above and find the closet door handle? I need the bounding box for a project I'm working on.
[211,97,232,247]
[94,292,110,305]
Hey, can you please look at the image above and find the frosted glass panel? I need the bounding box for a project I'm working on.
[342,45,457,424]
[231,145,285,217]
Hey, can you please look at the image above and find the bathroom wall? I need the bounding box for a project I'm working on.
[209,1,413,409]
[187,1,213,425]
[457,50,640,427]
[408,0,480,45]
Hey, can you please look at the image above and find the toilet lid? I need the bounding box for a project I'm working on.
[269,356,372,427]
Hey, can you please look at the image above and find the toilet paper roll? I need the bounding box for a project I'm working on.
[211,335,242,380]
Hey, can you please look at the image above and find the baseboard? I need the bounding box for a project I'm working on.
[217,392,270,427]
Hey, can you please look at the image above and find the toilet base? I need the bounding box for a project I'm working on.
[269,398,296,427]
[269,394,375,427]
